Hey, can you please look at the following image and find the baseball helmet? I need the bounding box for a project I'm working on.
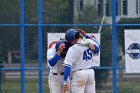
[65,29,79,42]
[55,40,69,57]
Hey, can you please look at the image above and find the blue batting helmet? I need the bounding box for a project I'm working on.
[65,29,79,42]
[55,40,69,57]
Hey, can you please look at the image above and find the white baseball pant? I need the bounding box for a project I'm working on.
[48,73,70,93]
[70,69,96,93]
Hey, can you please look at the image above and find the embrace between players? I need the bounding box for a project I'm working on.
[47,29,100,93]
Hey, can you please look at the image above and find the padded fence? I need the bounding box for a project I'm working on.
[0,0,140,93]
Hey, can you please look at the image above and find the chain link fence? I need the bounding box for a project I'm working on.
[0,0,140,93]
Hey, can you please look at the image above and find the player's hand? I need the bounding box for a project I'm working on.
[77,29,87,37]
[63,83,68,93]
[89,34,96,39]
[56,43,65,55]
[80,39,90,46]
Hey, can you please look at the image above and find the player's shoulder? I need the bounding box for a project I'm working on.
[47,46,56,53]
[68,44,79,52]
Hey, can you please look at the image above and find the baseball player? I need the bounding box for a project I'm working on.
[62,29,100,93]
[47,39,70,93]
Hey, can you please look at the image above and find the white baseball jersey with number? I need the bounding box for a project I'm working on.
[63,44,94,71]
[47,46,70,93]
[63,43,98,93]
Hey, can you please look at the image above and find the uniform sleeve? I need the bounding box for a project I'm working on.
[86,37,100,54]
[47,47,56,60]
[47,47,60,66]
[63,46,79,67]
[63,66,71,82]
[85,35,91,39]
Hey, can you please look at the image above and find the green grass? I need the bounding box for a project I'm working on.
[117,82,140,93]
[1,78,50,93]
[1,78,140,93]
[97,81,140,93]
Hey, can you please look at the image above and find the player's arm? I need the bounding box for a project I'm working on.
[47,47,60,66]
[77,29,97,41]
[77,29,100,53]
[47,43,65,66]
[78,29,95,39]
[63,66,71,93]
[63,47,78,93]
[88,39,100,54]
[79,38,100,54]
[63,48,76,82]
[48,54,60,66]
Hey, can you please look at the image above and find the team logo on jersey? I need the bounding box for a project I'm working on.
[126,43,140,59]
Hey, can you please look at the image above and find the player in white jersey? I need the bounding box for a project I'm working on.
[63,29,100,93]
[47,39,70,93]
[47,29,95,93]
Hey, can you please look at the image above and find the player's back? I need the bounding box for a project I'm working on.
[64,44,94,72]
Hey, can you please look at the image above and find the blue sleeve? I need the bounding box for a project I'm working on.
[48,54,60,66]
[85,35,100,53]
[94,45,100,54]
[63,66,71,82]
[85,35,91,39]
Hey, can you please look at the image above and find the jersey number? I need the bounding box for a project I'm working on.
[83,49,92,61]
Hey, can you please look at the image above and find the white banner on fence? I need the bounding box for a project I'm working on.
[125,30,140,73]
[47,33,101,66]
